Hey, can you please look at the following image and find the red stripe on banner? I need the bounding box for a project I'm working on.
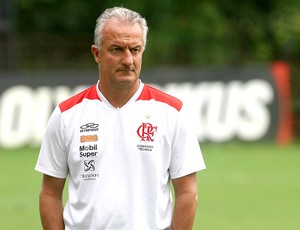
[270,61,293,144]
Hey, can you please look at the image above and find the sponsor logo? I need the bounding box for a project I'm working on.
[79,144,98,158]
[80,135,98,143]
[80,160,100,181]
[80,173,100,181]
[84,160,96,171]
[79,144,97,151]
[137,122,157,142]
[80,123,99,133]
[80,151,98,158]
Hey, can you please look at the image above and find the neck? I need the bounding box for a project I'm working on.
[98,80,140,108]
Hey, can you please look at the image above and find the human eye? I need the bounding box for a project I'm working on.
[110,46,122,54]
[130,46,142,55]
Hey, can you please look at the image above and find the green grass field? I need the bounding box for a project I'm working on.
[0,142,299,230]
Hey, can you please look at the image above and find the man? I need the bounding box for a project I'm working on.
[35,6,206,230]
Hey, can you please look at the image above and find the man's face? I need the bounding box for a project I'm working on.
[92,19,144,90]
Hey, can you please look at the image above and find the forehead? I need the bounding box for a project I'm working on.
[102,19,143,46]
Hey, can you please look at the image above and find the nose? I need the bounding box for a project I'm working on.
[122,49,134,66]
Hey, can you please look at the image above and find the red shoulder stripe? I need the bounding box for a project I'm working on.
[59,85,100,112]
[137,84,182,111]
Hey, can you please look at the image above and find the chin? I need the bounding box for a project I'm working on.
[115,76,139,88]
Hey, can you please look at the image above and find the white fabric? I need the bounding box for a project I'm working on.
[35,81,206,230]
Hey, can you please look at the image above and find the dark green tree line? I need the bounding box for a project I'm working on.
[14,0,300,67]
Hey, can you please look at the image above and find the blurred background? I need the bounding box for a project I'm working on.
[0,0,299,229]
[1,0,299,136]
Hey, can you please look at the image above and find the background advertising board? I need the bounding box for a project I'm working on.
[0,62,292,148]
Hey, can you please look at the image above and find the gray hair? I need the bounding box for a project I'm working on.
[94,7,148,51]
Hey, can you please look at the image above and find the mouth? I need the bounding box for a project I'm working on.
[118,69,132,72]
[116,70,135,76]
[117,68,134,72]
[116,69,136,79]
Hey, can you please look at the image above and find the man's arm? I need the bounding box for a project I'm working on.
[39,174,66,230]
[171,172,198,230]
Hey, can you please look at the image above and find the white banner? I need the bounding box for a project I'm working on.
[0,79,275,148]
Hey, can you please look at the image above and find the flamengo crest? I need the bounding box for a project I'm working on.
[137,122,157,141]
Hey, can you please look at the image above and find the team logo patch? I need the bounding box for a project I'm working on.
[136,122,157,152]
[137,122,157,142]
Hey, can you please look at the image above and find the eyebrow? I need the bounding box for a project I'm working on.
[109,43,142,49]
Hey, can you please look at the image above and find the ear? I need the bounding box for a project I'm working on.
[91,45,101,64]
